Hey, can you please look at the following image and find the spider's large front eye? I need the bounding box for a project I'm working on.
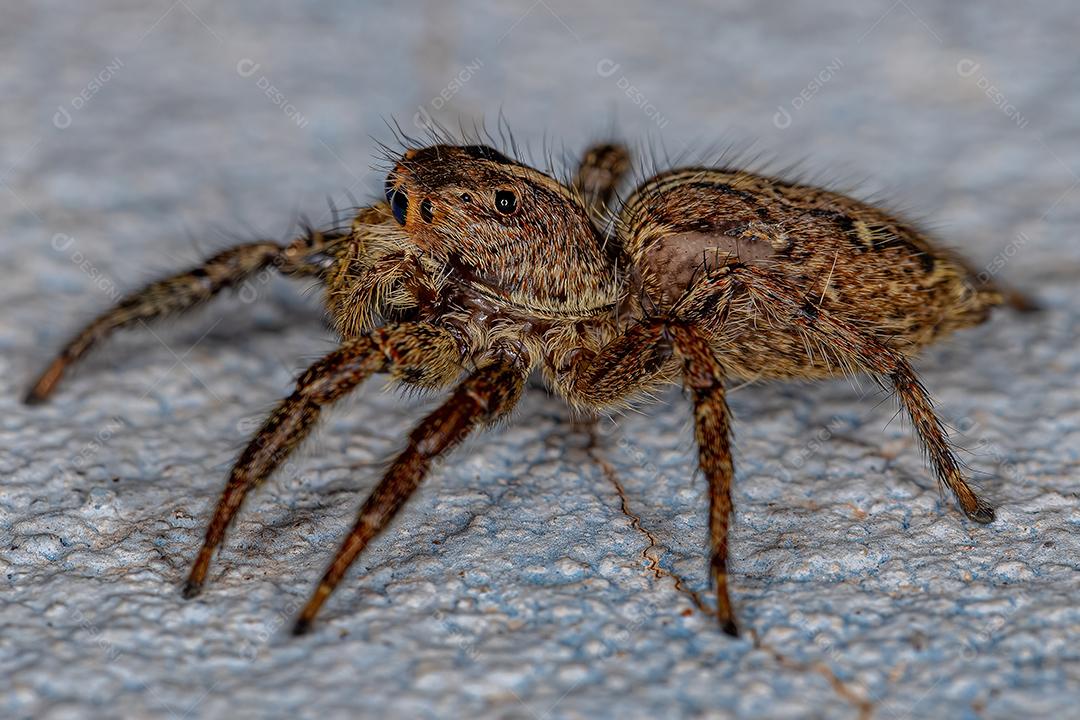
[385,179,408,225]
[494,189,517,216]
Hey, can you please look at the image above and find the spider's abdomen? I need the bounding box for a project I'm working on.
[618,168,1001,377]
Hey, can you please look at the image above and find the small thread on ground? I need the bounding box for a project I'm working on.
[583,422,709,614]
[751,629,875,720]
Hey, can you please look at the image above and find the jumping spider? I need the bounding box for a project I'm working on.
[25,136,1035,636]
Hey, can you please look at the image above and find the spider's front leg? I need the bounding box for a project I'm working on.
[293,352,528,634]
[23,221,358,404]
[182,321,465,598]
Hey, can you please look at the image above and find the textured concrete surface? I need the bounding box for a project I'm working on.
[2,1,1079,718]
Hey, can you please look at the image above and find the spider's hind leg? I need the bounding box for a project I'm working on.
[720,265,997,523]
[24,225,349,404]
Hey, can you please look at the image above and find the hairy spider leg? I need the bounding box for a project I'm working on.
[183,322,465,598]
[573,142,632,221]
[293,355,528,634]
[24,228,351,404]
[669,323,739,636]
[695,264,996,523]
[554,258,995,632]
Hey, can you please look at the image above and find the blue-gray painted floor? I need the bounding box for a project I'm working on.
[2,1,1078,718]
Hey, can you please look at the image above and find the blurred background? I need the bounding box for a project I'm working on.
[2,1,1078,718]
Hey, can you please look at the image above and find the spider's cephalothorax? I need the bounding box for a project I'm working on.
[25,139,1035,637]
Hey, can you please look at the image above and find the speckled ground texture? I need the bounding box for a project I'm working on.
[2,1,1079,718]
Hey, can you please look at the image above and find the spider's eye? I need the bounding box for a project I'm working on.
[385,179,408,225]
[494,189,517,216]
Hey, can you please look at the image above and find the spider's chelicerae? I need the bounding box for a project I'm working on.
[26,137,1035,636]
